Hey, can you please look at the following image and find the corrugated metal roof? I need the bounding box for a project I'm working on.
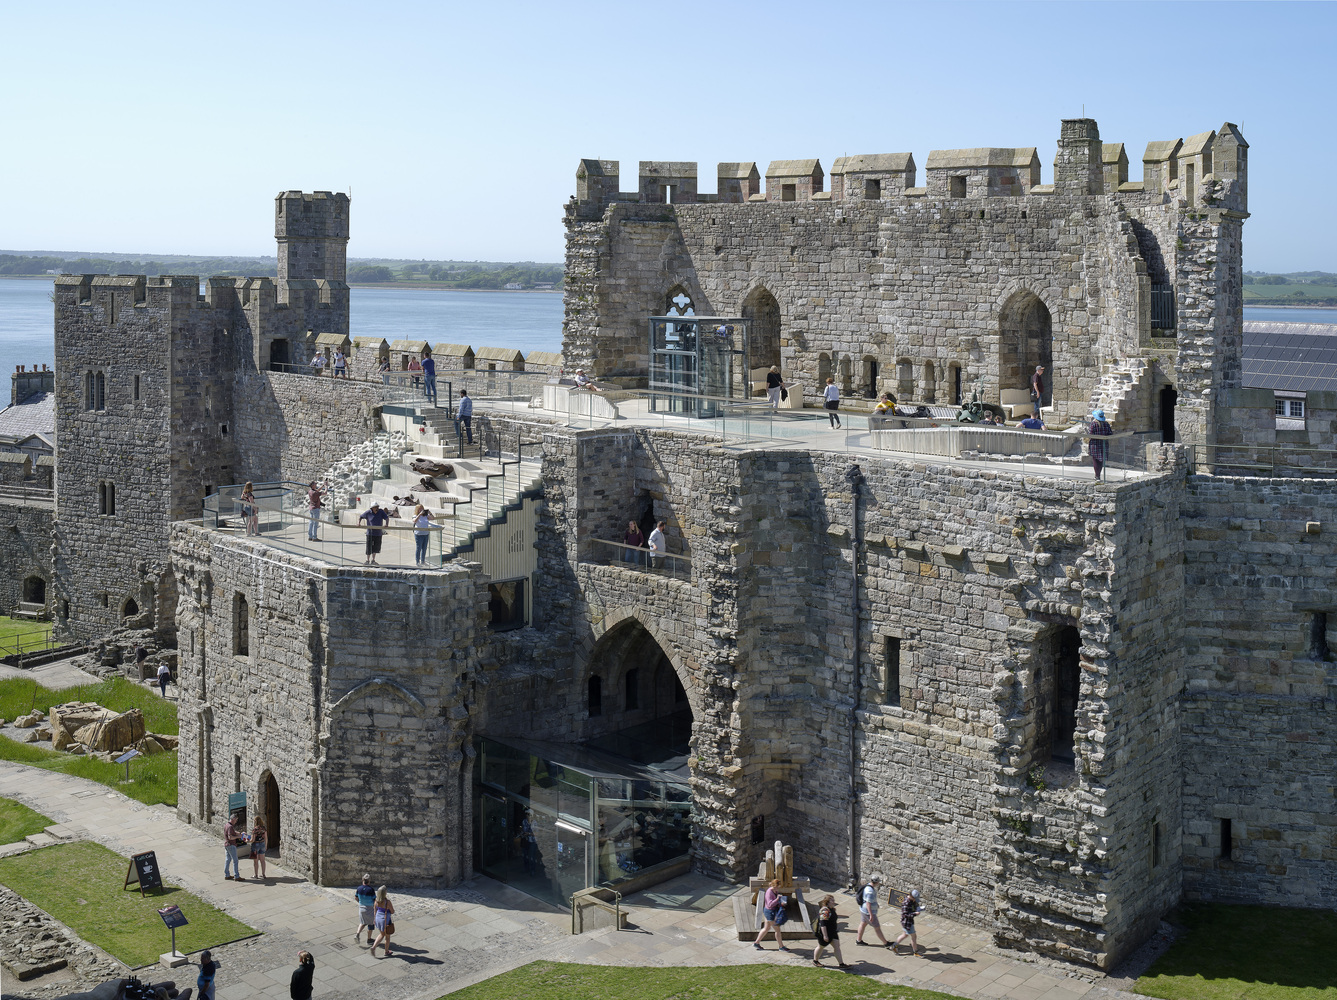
[1243,320,1337,391]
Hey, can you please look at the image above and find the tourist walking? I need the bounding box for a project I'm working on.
[1088,408,1113,480]
[289,951,315,1000]
[308,352,326,377]
[223,812,243,880]
[408,356,422,389]
[250,817,268,880]
[413,504,433,566]
[306,481,324,541]
[766,366,785,410]
[157,660,171,698]
[752,878,789,951]
[457,390,474,445]
[333,349,348,378]
[1030,364,1046,413]
[358,501,390,566]
[371,885,396,957]
[823,378,842,428]
[893,888,926,956]
[623,520,645,565]
[648,520,666,570]
[422,351,437,404]
[241,482,259,536]
[378,357,391,385]
[197,950,220,1000]
[812,895,849,967]
[855,874,890,947]
[354,874,377,943]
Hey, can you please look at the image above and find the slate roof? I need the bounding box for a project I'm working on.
[1242,321,1337,392]
[0,391,55,448]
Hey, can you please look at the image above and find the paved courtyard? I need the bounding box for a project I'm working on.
[0,759,1168,1000]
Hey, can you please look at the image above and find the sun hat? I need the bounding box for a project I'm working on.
[1093,409,1105,419]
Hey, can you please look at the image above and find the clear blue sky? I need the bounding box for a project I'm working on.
[1,0,1332,270]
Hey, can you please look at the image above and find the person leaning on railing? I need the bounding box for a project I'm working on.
[623,521,645,565]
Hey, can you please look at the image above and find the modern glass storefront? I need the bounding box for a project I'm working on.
[473,734,692,906]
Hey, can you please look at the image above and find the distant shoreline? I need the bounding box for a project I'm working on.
[0,274,562,294]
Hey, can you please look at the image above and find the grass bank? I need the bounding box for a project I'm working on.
[0,676,178,735]
[0,795,53,844]
[442,961,970,1000]
[0,841,255,967]
[1136,903,1337,1000]
[0,676,178,805]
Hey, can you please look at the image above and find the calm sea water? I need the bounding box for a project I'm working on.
[0,279,565,394]
[1,277,1334,396]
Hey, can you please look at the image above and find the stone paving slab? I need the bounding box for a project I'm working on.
[0,759,1166,1000]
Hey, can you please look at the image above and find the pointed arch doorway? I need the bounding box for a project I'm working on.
[473,618,695,904]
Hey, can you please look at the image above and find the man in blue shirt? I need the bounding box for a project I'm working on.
[456,390,474,445]
[1019,413,1046,430]
[421,352,437,404]
[358,501,391,565]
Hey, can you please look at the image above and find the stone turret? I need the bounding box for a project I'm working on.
[1054,118,1103,195]
[275,190,350,283]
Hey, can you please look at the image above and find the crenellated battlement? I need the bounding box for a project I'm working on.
[569,119,1247,216]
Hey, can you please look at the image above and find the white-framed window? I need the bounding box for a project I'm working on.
[1274,397,1305,418]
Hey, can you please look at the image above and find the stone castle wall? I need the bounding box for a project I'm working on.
[0,500,54,616]
[1179,478,1337,907]
[171,523,487,886]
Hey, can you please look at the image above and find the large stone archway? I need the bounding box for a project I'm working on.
[998,289,1053,405]
[741,286,782,372]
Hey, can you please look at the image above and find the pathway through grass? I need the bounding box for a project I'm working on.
[1136,904,1337,1000]
[0,841,255,967]
[442,961,973,1000]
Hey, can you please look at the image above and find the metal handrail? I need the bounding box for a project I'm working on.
[585,537,691,581]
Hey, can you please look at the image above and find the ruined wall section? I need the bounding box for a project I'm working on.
[172,523,487,887]
[232,373,382,486]
[1180,478,1337,907]
[0,499,54,615]
[1172,213,1246,448]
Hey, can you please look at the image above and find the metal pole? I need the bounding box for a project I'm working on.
[845,463,864,888]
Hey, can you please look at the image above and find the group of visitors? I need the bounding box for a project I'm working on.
[354,873,397,957]
[222,810,270,881]
[752,874,926,965]
[620,519,667,567]
[306,349,349,378]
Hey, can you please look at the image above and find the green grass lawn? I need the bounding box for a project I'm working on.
[1244,284,1337,302]
[0,675,178,735]
[0,740,178,806]
[443,961,968,1000]
[0,618,54,657]
[0,795,53,844]
[0,677,179,806]
[0,841,255,967]
[1136,904,1337,1000]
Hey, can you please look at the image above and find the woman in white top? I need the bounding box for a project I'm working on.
[413,505,433,566]
[823,378,842,428]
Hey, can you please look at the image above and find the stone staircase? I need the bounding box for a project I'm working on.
[1088,358,1152,429]
[341,403,542,557]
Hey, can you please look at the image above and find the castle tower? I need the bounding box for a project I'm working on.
[276,190,350,283]
[1053,118,1103,195]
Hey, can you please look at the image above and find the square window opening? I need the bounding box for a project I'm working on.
[487,579,527,630]
[950,176,967,199]
[863,178,881,200]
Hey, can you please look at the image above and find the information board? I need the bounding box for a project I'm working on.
[158,904,188,929]
[125,850,163,897]
[228,791,247,815]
